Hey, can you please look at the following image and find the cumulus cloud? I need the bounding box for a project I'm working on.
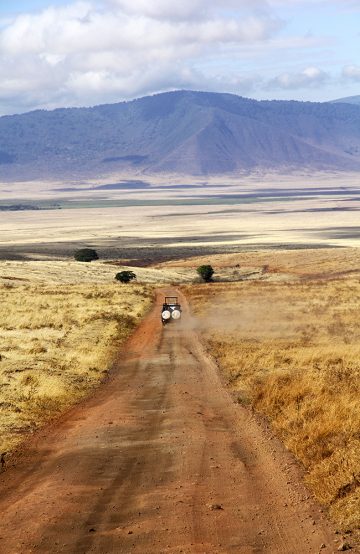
[0,2,278,56]
[342,65,360,81]
[268,66,329,90]
[106,0,270,20]
[105,0,214,21]
[0,0,351,114]
[0,0,282,114]
[269,0,360,6]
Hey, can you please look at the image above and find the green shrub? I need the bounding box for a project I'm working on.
[74,248,99,262]
[115,270,137,283]
[197,265,214,282]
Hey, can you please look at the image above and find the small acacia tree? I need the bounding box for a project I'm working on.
[115,270,137,283]
[74,248,99,262]
[197,264,214,282]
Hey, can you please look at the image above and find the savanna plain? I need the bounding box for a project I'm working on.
[0,172,359,548]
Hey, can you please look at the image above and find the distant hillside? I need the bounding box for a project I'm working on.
[331,95,360,106]
[1,90,360,179]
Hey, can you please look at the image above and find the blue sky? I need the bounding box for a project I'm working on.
[0,0,70,17]
[0,0,359,114]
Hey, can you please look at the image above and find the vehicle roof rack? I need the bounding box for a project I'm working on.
[165,297,178,304]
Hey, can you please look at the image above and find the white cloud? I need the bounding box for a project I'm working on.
[105,0,209,20]
[4,0,356,113]
[0,0,282,114]
[106,0,270,21]
[342,65,360,81]
[268,0,359,6]
[0,3,278,57]
[268,66,329,90]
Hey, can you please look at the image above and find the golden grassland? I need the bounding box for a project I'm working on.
[162,246,360,278]
[0,279,153,453]
[182,248,360,531]
[0,259,195,285]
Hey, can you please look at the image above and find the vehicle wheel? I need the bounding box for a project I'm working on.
[171,309,181,320]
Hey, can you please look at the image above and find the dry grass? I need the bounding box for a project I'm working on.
[0,260,195,285]
[0,279,152,453]
[161,247,360,278]
[183,249,360,531]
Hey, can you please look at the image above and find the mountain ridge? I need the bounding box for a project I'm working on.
[1,90,360,179]
[331,95,360,106]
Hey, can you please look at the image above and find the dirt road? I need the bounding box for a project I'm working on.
[0,290,338,553]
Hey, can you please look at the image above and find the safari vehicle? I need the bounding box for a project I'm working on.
[161,296,182,325]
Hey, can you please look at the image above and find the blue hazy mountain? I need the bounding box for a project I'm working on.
[1,90,360,179]
[331,95,360,106]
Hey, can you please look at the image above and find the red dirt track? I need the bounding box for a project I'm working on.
[0,290,340,553]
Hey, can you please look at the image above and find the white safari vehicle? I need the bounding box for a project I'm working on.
[161,296,182,325]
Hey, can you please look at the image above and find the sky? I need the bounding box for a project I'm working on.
[0,0,359,115]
